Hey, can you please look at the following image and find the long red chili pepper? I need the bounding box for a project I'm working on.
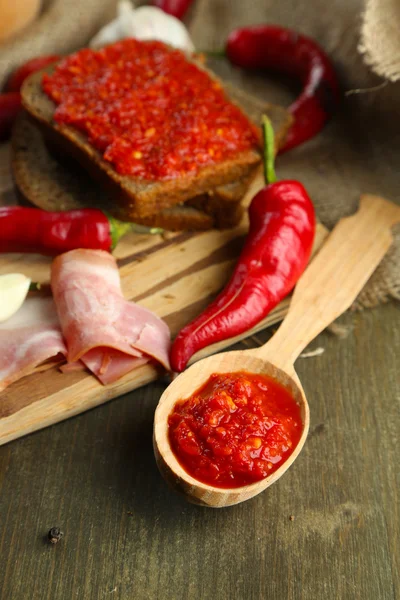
[150,0,194,19]
[226,25,340,153]
[5,55,61,92]
[0,207,162,256]
[0,55,61,141]
[170,115,316,372]
[0,93,21,141]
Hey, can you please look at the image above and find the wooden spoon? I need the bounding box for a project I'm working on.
[154,195,400,507]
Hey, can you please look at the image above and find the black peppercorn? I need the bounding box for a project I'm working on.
[47,527,64,544]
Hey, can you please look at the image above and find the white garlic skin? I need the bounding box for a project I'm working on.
[90,1,195,53]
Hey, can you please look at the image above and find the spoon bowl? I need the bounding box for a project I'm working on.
[154,350,309,507]
[154,195,400,507]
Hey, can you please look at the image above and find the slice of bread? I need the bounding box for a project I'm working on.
[187,192,245,227]
[133,205,215,231]
[138,191,246,231]
[11,111,245,230]
[21,47,292,220]
[13,79,291,230]
[21,59,262,219]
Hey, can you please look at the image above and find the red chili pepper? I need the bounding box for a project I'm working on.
[0,93,22,141]
[5,55,61,93]
[226,25,340,153]
[0,207,162,256]
[151,0,194,19]
[0,55,61,141]
[170,115,316,372]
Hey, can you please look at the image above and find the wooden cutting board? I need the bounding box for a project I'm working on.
[0,162,328,446]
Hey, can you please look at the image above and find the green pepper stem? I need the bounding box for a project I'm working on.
[107,214,163,250]
[262,115,278,185]
[199,49,226,58]
[130,223,165,235]
[29,282,51,294]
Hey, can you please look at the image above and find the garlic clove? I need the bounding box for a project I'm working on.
[130,6,195,52]
[89,1,194,53]
[0,273,31,323]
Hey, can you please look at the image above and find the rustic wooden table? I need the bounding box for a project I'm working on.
[0,306,398,599]
[1,0,399,597]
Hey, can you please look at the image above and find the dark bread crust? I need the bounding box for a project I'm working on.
[138,190,247,231]
[187,193,245,226]
[133,205,215,231]
[21,59,263,219]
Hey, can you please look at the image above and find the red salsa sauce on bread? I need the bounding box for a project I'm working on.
[43,39,260,181]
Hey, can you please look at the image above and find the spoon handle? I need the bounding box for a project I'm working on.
[256,194,400,369]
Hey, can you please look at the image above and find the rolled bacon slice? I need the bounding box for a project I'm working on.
[51,249,171,384]
[0,297,66,392]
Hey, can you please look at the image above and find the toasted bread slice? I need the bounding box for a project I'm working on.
[12,111,245,230]
[138,192,246,231]
[21,46,291,218]
[21,62,262,219]
[187,192,244,227]
[14,63,291,230]
[133,205,215,231]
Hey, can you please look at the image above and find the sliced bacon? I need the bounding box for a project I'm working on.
[0,297,66,392]
[51,249,170,383]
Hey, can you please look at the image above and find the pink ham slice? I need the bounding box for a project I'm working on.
[80,349,149,385]
[61,351,148,385]
[0,297,66,392]
[51,249,171,384]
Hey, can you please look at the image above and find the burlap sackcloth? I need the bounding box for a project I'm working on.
[0,0,399,309]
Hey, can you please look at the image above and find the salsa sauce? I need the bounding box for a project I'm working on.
[42,39,260,181]
[168,372,303,488]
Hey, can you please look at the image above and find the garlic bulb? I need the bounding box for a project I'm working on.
[90,1,194,53]
[0,273,31,323]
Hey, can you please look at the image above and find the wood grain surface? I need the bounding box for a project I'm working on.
[0,306,398,600]
[1,0,400,597]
